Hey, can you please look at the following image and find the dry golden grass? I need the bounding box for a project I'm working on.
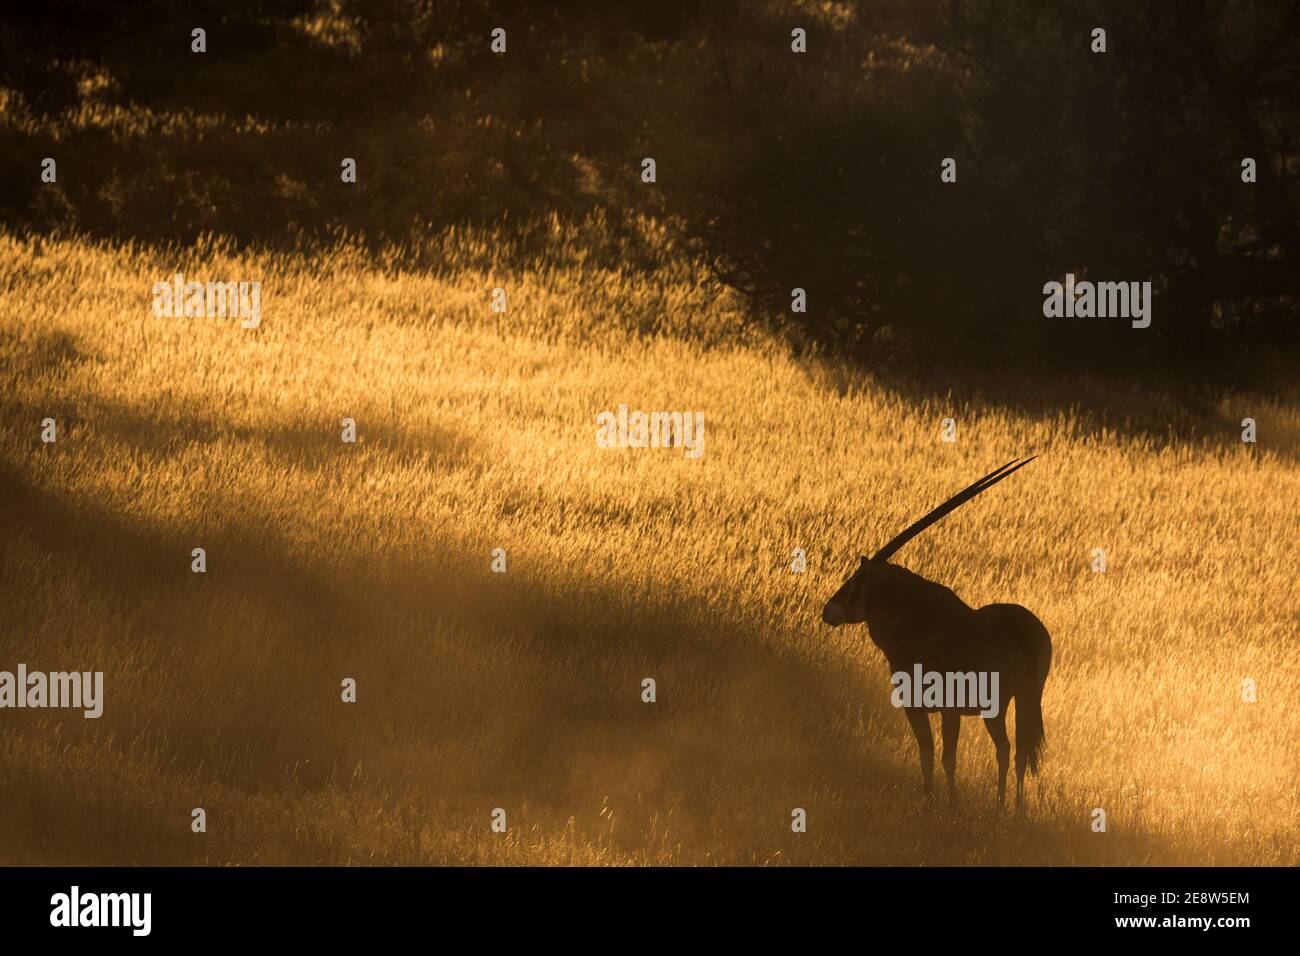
[1,223,1296,865]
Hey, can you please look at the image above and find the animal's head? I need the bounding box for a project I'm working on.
[821,457,1036,628]
[822,556,890,626]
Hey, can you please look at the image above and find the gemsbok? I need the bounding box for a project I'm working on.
[822,458,1052,809]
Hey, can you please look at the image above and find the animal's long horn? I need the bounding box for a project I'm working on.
[871,457,1037,561]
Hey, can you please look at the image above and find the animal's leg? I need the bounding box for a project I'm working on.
[1015,745,1028,810]
[904,707,934,799]
[983,712,1010,809]
[940,711,961,807]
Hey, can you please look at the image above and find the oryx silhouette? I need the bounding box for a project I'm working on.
[823,458,1052,808]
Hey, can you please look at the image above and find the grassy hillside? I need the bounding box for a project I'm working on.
[1,223,1296,865]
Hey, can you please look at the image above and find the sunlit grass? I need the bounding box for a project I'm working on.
[1,224,1296,865]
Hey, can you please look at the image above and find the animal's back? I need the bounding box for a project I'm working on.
[977,603,1052,678]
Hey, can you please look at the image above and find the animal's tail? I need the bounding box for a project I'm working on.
[1013,609,1052,775]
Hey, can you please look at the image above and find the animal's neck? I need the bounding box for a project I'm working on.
[864,570,975,667]
[863,606,917,666]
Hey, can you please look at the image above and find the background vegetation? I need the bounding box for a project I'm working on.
[2,1,1297,381]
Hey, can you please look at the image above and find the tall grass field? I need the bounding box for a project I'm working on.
[1,222,1296,865]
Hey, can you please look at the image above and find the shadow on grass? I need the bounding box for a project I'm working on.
[0,330,1189,863]
[0,435,1179,866]
[812,348,1299,461]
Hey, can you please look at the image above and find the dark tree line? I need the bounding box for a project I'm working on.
[644,0,1300,376]
[1,1,1295,380]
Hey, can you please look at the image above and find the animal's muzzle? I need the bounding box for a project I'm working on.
[822,603,847,627]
